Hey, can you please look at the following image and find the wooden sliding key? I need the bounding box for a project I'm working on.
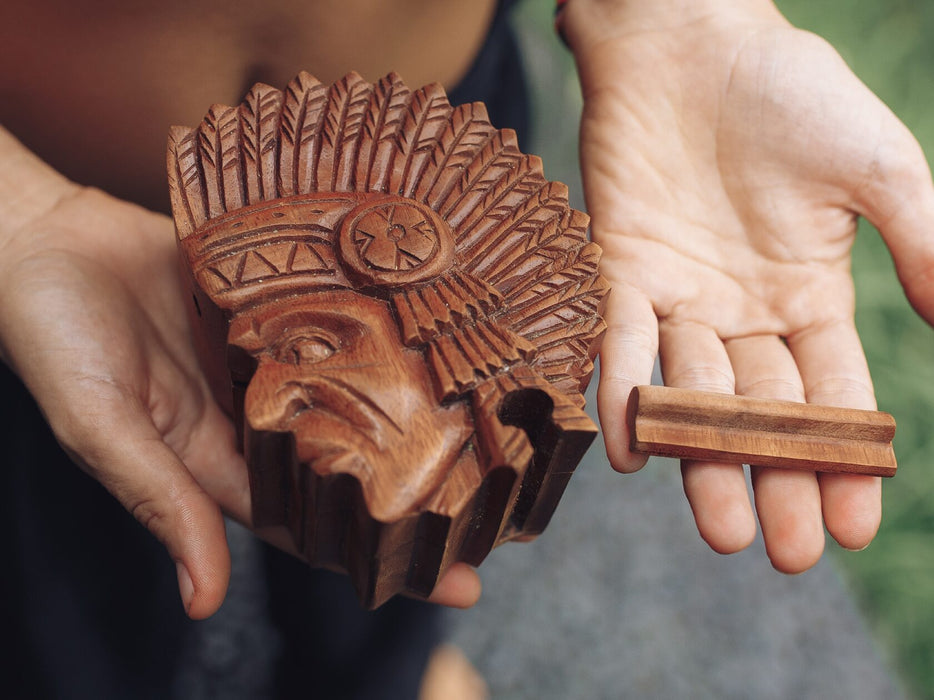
[626,385,897,477]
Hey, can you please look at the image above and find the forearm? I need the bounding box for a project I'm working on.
[0,125,78,249]
[0,126,82,368]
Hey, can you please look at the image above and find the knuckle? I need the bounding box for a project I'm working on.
[605,324,658,360]
[130,496,168,537]
[736,377,805,402]
[128,482,199,549]
[47,376,141,448]
[855,126,930,216]
[902,257,934,301]
[49,414,110,475]
[805,376,875,409]
[665,365,734,394]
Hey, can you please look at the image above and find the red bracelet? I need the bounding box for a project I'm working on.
[554,0,570,47]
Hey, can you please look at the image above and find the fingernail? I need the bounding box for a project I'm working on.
[176,561,194,614]
[844,542,871,552]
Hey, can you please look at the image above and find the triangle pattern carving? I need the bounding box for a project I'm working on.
[239,251,281,283]
[289,242,329,273]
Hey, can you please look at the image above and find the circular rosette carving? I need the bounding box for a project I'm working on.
[338,198,454,289]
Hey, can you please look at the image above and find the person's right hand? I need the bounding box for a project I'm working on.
[0,133,482,616]
[0,180,239,618]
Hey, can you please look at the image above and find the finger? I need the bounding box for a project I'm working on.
[726,335,824,573]
[850,117,934,324]
[660,321,756,553]
[786,320,882,551]
[177,400,252,525]
[58,400,231,619]
[596,282,658,472]
[425,563,481,609]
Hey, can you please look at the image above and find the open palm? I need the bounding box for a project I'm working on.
[572,12,934,570]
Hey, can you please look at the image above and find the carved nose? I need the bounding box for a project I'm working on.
[243,358,300,429]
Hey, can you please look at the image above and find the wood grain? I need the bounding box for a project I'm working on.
[167,72,608,608]
[627,385,897,477]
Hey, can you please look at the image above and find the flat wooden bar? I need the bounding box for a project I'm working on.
[626,385,897,477]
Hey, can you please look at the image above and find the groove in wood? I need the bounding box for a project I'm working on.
[626,385,897,477]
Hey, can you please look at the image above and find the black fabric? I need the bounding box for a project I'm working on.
[448,0,531,151]
[0,363,444,699]
[0,2,529,697]
[264,550,442,700]
[0,366,187,699]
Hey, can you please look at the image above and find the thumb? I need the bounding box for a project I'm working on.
[59,406,231,619]
[853,119,934,324]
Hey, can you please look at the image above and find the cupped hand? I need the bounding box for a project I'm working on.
[565,1,934,570]
[0,183,480,615]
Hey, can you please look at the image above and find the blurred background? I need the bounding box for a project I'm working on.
[445,1,934,698]
[781,1,934,696]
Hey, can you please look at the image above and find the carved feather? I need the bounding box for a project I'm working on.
[317,72,373,192]
[439,130,524,225]
[386,84,453,198]
[452,156,546,250]
[278,71,328,197]
[498,239,600,300]
[167,125,205,239]
[240,84,284,203]
[196,105,229,220]
[356,72,411,193]
[462,181,570,280]
[216,105,246,212]
[504,272,610,339]
[414,102,496,207]
[492,238,599,307]
[530,316,606,360]
[529,313,607,395]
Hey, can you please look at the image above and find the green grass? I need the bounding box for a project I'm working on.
[774,2,934,697]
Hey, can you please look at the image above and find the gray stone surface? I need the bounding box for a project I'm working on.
[441,7,906,699]
[445,422,903,699]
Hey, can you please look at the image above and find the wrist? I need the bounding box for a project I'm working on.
[560,0,784,52]
[0,126,80,272]
[0,126,79,242]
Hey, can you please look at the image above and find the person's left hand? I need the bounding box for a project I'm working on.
[562,0,934,571]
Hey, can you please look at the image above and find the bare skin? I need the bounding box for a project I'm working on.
[0,0,495,616]
[2,0,934,619]
[564,0,934,570]
[0,0,496,210]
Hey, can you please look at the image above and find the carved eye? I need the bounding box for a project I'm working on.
[274,333,338,365]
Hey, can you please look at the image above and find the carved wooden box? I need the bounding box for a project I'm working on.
[167,72,608,608]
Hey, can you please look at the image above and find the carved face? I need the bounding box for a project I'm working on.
[230,289,474,521]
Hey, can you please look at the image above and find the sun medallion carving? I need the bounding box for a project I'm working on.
[338,198,454,288]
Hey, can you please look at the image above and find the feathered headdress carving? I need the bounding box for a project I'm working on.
[168,71,606,401]
[167,72,609,607]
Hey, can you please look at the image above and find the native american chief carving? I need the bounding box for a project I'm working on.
[167,72,609,608]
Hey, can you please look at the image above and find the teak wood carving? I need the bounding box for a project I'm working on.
[627,386,897,477]
[167,72,609,608]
